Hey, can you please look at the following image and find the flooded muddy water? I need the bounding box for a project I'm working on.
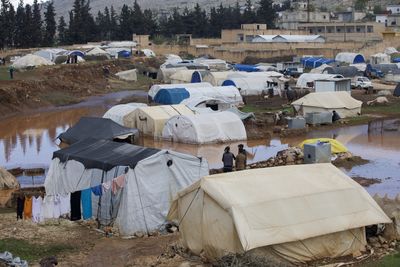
[1,92,399,197]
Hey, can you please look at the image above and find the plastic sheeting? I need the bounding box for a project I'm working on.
[12,54,55,69]
[115,69,137,81]
[148,82,212,99]
[162,112,247,144]
[154,88,190,104]
[296,73,344,88]
[298,138,348,154]
[58,117,139,145]
[291,92,362,118]
[168,164,391,262]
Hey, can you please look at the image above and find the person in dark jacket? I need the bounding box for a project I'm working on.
[332,110,341,122]
[235,144,247,171]
[222,146,235,172]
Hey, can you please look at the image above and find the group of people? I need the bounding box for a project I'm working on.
[66,54,79,64]
[222,144,247,172]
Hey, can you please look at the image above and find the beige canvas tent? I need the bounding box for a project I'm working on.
[168,164,390,263]
[124,105,194,138]
[291,91,362,118]
[170,70,196,84]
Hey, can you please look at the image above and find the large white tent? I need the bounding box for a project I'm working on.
[86,47,111,57]
[12,54,55,69]
[291,91,362,118]
[170,70,197,84]
[168,164,391,263]
[162,111,247,144]
[222,77,273,96]
[34,49,67,62]
[296,73,344,88]
[103,103,148,125]
[45,139,208,236]
[201,71,236,86]
[335,52,365,64]
[125,105,195,138]
[148,82,212,100]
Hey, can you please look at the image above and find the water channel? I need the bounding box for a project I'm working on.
[1,91,399,197]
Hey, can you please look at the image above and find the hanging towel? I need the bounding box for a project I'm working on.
[41,195,55,220]
[102,181,111,192]
[112,174,125,194]
[91,185,103,196]
[23,196,32,219]
[32,196,43,223]
[70,191,81,221]
[59,194,71,215]
[81,189,92,220]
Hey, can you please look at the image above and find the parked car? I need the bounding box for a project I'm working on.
[283,67,303,78]
[351,76,373,89]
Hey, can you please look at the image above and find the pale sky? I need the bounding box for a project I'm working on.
[10,0,36,7]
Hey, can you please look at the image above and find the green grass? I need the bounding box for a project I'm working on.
[363,251,400,267]
[0,238,74,263]
[0,65,11,81]
[363,104,400,115]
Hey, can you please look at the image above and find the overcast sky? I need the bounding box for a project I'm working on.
[10,0,36,7]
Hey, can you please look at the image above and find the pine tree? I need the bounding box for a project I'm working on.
[0,0,12,48]
[119,4,131,40]
[14,0,25,47]
[131,0,144,35]
[23,4,33,47]
[110,6,118,40]
[242,0,256,24]
[191,4,208,38]
[43,1,56,47]
[209,7,221,37]
[32,0,42,46]
[7,3,15,47]
[257,0,277,28]
[143,9,157,36]
[57,16,67,44]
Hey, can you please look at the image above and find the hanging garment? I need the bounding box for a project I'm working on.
[102,181,111,192]
[31,196,43,223]
[70,191,81,221]
[81,189,92,220]
[53,195,61,218]
[41,195,55,220]
[112,175,125,194]
[91,185,102,196]
[23,196,32,219]
[16,196,24,220]
[59,194,70,215]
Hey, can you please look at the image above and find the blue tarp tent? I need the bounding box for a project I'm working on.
[153,88,190,104]
[392,58,400,63]
[233,64,260,72]
[302,57,335,69]
[222,80,236,86]
[69,50,85,58]
[118,50,131,58]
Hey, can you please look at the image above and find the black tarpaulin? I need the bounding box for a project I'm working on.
[58,117,139,145]
[53,138,160,171]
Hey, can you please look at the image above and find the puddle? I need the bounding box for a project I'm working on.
[0,93,399,196]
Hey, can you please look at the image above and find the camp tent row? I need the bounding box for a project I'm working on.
[168,163,391,263]
[162,111,247,144]
[292,91,362,118]
[45,138,209,235]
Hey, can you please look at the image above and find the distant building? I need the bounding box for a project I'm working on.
[297,22,384,42]
[279,11,330,30]
[376,14,388,25]
[387,5,400,14]
[386,14,400,27]
[333,11,366,23]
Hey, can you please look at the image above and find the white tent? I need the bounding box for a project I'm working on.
[296,73,344,88]
[165,54,182,64]
[222,77,273,96]
[181,97,233,111]
[45,139,208,236]
[335,52,365,64]
[185,86,243,106]
[103,103,148,125]
[12,54,55,69]
[228,71,283,78]
[141,49,156,57]
[202,71,237,86]
[34,49,67,62]
[105,48,131,57]
[107,41,137,48]
[162,111,247,144]
[168,164,391,263]
[385,47,398,55]
[125,105,195,138]
[157,67,188,83]
[148,82,212,99]
[86,47,110,57]
[170,70,197,83]
[193,58,228,71]
[115,69,138,81]
[370,53,391,65]
[291,91,362,118]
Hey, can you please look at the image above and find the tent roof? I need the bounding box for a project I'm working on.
[103,103,147,124]
[12,54,55,69]
[292,92,362,109]
[335,52,365,64]
[137,105,194,120]
[170,70,197,82]
[173,163,391,250]
[86,47,109,56]
[296,73,344,87]
[53,138,159,171]
[58,117,138,144]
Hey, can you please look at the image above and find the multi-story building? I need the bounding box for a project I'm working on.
[278,11,331,30]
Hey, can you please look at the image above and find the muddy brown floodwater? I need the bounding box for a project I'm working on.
[0,91,399,197]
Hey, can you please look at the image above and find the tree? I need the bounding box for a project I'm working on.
[257,0,277,28]
[109,6,118,40]
[0,0,14,48]
[242,0,256,23]
[23,4,33,47]
[143,9,157,36]
[57,16,68,44]
[31,0,42,46]
[14,0,25,47]
[373,5,384,14]
[119,4,131,40]
[354,0,367,12]
[43,1,56,47]
[131,0,144,35]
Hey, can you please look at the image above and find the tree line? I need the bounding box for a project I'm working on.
[0,0,277,49]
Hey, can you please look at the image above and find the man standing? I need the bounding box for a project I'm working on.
[235,144,247,171]
[222,146,235,172]
[9,66,14,79]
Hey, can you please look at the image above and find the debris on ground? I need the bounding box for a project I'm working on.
[248,147,304,169]
[0,251,28,267]
[332,152,370,170]
[352,176,381,187]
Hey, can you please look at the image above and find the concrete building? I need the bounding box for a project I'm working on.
[376,15,388,25]
[298,22,384,42]
[387,14,400,27]
[333,11,366,23]
[279,11,330,30]
[387,5,400,14]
